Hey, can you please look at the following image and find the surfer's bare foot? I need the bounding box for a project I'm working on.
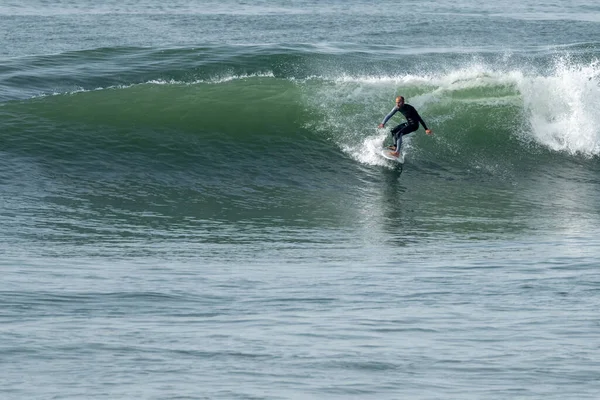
[391,151,400,157]
[387,145,396,150]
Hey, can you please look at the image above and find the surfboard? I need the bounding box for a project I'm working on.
[381,148,404,163]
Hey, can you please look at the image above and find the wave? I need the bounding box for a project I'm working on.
[1,52,600,185]
[317,57,600,167]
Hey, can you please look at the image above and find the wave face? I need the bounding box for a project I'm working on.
[2,46,600,232]
[2,47,600,166]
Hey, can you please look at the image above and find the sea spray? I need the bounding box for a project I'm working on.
[518,57,600,156]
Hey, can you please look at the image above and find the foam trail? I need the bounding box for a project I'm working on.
[342,131,389,167]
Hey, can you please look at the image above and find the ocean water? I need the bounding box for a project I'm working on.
[2,1,600,399]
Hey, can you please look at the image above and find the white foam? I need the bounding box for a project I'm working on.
[30,72,277,98]
[199,72,276,84]
[145,72,276,85]
[341,131,390,167]
[517,57,600,156]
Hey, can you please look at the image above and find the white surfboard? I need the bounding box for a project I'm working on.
[381,148,404,163]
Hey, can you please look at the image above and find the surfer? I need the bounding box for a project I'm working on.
[378,96,432,157]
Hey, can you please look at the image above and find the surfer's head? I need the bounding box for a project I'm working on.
[395,96,405,106]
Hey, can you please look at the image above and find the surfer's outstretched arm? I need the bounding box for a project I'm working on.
[418,115,428,131]
[378,107,398,128]
[418,114,432,135]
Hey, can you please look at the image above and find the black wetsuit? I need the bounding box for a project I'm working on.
[382,104,429,143]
